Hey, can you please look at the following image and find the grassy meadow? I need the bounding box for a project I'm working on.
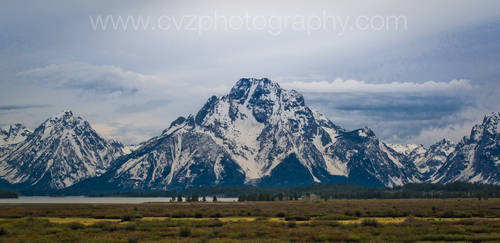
[1,199,500,242]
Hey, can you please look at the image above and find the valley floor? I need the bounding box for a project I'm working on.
[0,199,500,242]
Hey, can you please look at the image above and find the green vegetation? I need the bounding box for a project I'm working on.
[0,190,17,199]
[0,199,499,242]
[235,182,500,201]
[1,198,500,219]
[178,225,191,237]
[13,181,500,199]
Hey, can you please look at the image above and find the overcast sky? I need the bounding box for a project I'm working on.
[1,0,500,146]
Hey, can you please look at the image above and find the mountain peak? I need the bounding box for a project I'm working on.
[358,127,376,138]
[469,112,500,142]
[54,110,75,120]
[228,78,280,101]
[484,111,500,121]
[0,123,32,146]
[44,110,86,127]
[189,78,307,125]
[483,112,500,134]
[1,110,125,189]
[431,111,500,185]
[436,138,454,146]
[237,77,275,87]
[1,123,28,132]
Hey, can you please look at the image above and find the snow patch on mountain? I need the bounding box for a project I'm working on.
[0,124,32,147]
[85,78,421,190]
[431,112,500,185]
[0,110,126,189]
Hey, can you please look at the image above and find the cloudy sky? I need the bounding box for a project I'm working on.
[1,0,500,146]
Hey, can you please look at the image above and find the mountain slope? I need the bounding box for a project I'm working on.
[432,113,500,184]
[0,124,32,147]
[418,139,455,179]
[74,78,418,190]
[0,124,32,158]
[0,111,126,189]
[388,139,455,180]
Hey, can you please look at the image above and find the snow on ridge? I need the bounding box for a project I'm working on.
[0,110,126,189]
[104,78,424,189]
[0,124,32,147]
[387,143,420,155]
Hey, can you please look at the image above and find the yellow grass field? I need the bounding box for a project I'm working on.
[1,199,500,242]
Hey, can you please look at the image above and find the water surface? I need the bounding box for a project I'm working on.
[0,196,238,204]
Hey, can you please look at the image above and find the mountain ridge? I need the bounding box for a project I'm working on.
[70,78,421,190]
[0,110,128,189]
[1,78,499,191]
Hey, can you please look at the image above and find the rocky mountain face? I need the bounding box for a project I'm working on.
[74,78,420,191]
[388,139,456,180]
[418,139,456,179]
[0,124,32,158]
[431,113,500,184]
[0,111,127,189]
[2,79,500,191]
[0,124,32,147]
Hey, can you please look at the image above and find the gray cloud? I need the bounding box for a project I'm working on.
[92,121,163,145]
[18,62,143,96]
[292,79,482,146]
[1,1,500,146]
[282,79,471,93]
[116,99,171,113]
[308,93,472,121]
[0,105,49,111]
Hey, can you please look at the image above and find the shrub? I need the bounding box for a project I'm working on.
[285,215,310,221]
[326,221,341,227]
[121,215,133,222]
[103,224,119,232]
[68,222,85,230]
[127,234,140,243]
[91,221,111,228]
[361,219,380,227]
[194,212,203,218]
[179,225,191,237]
[0,226,7,236]
[317,214,357,220]
[172,211,190,218]
[210,228,221,237]
[275,212,286,217]
[468,226,490,233]
[287,220,297,228]
[209,212,222,218]
[402,215,426,225]
[125,223,137,231]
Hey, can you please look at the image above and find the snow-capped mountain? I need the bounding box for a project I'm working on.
[387,139,455,179]
[2,79,499,192]
[73,78,419,190]
[0,111,126,189]
[387,144,424,157]
[0,124,32,158]
[432,112,500,184]
[417,139,455,179]
[0,124,32,147]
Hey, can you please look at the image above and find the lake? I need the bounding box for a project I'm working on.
[0,196,238,204]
